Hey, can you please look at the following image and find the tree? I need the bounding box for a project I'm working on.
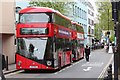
[29,1,73,14]
[110,33,114,42]
[95,0,114,40]
[94,23,101,40]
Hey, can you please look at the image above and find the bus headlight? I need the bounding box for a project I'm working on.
[17,61,22,66]
[46,61,52,66]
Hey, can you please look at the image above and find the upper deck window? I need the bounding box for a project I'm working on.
[19,13,52,23]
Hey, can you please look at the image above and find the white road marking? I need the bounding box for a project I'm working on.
[54,72,58,74]
[5,70,24,77]
[82,62,104,67]
[83,67,92,71]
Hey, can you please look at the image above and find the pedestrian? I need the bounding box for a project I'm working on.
[85,45,90,62]
[108,44,113,54]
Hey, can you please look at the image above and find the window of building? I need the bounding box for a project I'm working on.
[75,6,77,17]
[88,18,90,24]
[85,12,87,20]
[92,20,94,25]
[92,29,94,34]
[84,11,86,20]
[78,7,79,17]
[88,26,91,34]
[80,8,81,18]
[82,10,83,19]
[92,12,94,16]
[88,9,90,14]
[73,5,75,15]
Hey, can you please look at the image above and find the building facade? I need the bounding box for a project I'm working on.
[64,0,95,47]
[86,1,95,47]
[1,1,16,64]
[64,0,88,47]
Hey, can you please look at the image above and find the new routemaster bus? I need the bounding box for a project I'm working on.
[71,22,84,61]
[16,7,73,71]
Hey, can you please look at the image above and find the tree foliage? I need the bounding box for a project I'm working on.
[95,0,114,39]
[110,33,114,42]
[29,1,73,14]
[94,24,101,39]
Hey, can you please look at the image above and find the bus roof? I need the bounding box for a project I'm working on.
[71,21,82,27]
[71,21,84,33]
[19,7,56,13]
[19,7,71,21]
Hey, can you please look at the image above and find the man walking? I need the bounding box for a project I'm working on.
[85,45,90,62]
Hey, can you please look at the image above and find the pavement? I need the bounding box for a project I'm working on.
[3,63,17,75]
[2,48,120,79]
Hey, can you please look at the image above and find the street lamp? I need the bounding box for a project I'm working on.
[107,9,110,45]
[111,1,119,80]
[15,6,21,13]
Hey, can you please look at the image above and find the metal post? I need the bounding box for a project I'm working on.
[107,64,112,80]
[108,9,109,44]
[111,1,119,80]
[114,51,118,80]
[6,56,8,71]
[108,9,109,33]
[114,22,118,80]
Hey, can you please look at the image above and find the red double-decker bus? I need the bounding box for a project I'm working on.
[71,22,84,61]
[16,7,73,71]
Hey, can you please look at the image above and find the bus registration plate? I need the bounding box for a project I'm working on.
[30,66,38,68]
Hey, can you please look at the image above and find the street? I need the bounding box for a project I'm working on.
[5,49,113,79]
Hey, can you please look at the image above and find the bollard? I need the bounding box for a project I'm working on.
[104,76,108,80]
[6,56,9,71]
[107,64,112,80]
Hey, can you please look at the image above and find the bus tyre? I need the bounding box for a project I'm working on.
[83,51,84,59]
[24,69,30,73]
[58,58,61,70]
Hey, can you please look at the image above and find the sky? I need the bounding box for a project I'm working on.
[16,1,30,8]
[15,0,99,17]
[15,0,99,19]
[15,0,98,11]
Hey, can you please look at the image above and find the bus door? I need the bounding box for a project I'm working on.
[63,39,72,65]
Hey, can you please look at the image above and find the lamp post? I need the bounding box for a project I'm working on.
[107,9,110,45]
[111,1,119,80]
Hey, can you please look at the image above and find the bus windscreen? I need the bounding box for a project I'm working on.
[17,38,48,60]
